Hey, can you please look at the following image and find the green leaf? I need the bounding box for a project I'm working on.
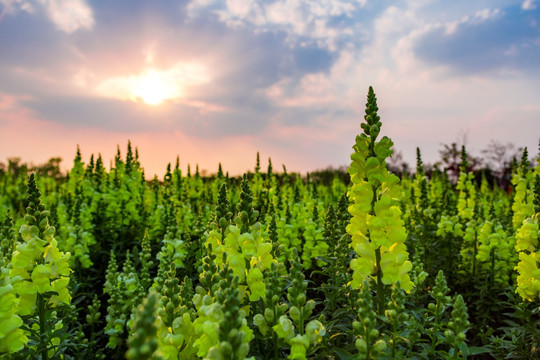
[466,346,491,356]
[333,347,355,360]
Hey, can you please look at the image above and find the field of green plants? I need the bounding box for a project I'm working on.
[0,87,539,359]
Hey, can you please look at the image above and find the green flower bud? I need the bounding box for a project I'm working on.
[305,300,316,312]
[221,341,233,354]
[264,308,274,323]
[373,339,387,353]
[139,343,151,356]
[369,125,380,138]
[290,306,301,321]
[356,338,367,353]
[385,309,397,319]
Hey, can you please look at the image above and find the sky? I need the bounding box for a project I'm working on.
[0,0,539,177]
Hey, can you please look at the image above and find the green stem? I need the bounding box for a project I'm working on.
[272,304,279,360]
[365,331,372,360]
[38,293,48,360]
[298,307,305,336]
[375,247,385,315]
[472,229,478,278]
[490,247,495,291]
[272,332,279,360]
[431,302,441,350]
[392,320,397,358]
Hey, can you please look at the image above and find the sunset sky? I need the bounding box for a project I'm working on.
[0,0,539,177]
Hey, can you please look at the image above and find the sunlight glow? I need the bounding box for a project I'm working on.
[96,62,210,105]
[132,70,178,105]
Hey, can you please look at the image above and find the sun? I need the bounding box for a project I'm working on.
[95,62,211,105]
[132,69,179,105]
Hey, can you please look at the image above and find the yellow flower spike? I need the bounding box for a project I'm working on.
[247,267,266,301]
[31,264,52,294]
[239,232,256,256]
[228,253,246,280]
[350,258,373,288]
[206,231,223,254]
[0,316,27,353]
[380,246,413,291]
[10,249,35,278]
[347,88,413,314]
[272,315,295,342]
[305,320,326,344]
[515,218,539,252]
[516,251,540,302]
[0,282,27,353]
[350,183,373,212]
[224,225,241,249]
[511,171,535,229]
[289,334,309,360]
[51,255,71,278]
[16,290,38,316]
[50,278,71,305]
[256,243,274,270]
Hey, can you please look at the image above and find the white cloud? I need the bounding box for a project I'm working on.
[44,0,94,33]
[0,0,94,32]
[442,8,500,35]
[187,0,366,51]
[0,0,33,18]
[522,0,536,10]
[474,8,500,21]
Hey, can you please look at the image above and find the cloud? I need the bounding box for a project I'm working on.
[186,0,367,51]
[522,0,536,10]
[0,0,94,33]
[44,0,94,33]
[412,4,540,74]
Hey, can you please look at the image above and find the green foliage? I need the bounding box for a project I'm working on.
[0,86,536,359]
[126,292,161,360]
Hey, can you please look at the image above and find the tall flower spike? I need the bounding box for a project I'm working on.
[126,292,161,360]
[515,174,540,301]
[346,87,413,312]
[235,174,259,233]
[10,174,72,315]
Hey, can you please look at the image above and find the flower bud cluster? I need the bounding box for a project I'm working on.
[301,216,327,270]
[443,294,470,348]
[207,266,253,359]
[271,249,325,359]
[353,283,387,358]
[126,292,161,360]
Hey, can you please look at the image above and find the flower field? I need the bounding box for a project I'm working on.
[0,87,539,359]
